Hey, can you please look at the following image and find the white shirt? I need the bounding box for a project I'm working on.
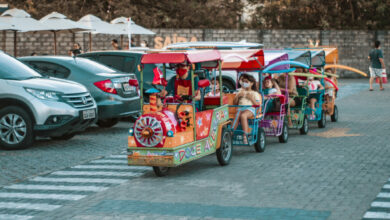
[308,80,321,93]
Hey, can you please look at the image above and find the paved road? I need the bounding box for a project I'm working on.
[0,79,389,220]
[0,122,128,187]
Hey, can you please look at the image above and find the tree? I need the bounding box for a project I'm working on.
[246,0,390,29]
[8,0,390,29]
[8,0,245,28]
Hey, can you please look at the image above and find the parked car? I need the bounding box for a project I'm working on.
[0,51,97,150]
[78,51,177,92]
[19,56,140,128]
[78,50,237,92]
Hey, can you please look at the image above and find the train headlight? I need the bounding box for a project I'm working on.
[129,128,134,136]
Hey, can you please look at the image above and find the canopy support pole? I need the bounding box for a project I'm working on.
[2,30,6,52]
[191,66,196,141]
[13,31,17,57]
[72,33,75,44]
[219,61,222,105]
[136,35,140,47]
[89,32,92,52]
[54,31,57,55]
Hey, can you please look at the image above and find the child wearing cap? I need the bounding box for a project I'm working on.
[161,63,200,101]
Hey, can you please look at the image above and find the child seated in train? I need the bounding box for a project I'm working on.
[294,68,309,87]
[307,77,324,119]
[325,77,336,100]
[233,73,262,144]
[275,73,298,126]
[262,76,281,113]
[206,78,221,97]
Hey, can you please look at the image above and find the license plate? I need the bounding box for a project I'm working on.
[82,109,95,120]
[122,83,135,92]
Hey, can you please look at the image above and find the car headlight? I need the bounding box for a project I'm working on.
[25,88,61,101]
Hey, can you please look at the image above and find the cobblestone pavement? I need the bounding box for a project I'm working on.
[0,122,130,187]
[1,79,390,220]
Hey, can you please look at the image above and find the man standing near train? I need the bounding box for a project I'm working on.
[369,40,385,91]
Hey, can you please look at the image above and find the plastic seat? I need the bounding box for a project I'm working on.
[204,96,229,105]
[198,79,210,88]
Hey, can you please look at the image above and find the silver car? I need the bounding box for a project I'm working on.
[19,56,140,128]
[0,51,97,150]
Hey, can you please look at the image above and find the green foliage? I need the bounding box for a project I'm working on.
[248,0,390,29]
[8,0,244,28]
[7,0,390,29]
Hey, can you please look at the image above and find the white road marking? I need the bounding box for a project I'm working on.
[90,159,127,164]
[51,171,142,177]
[364,211,390,219]
[0,214,34,220]
[0,202,61,211]
[377,192,390,198]
[72,165,151,171]
[107,155,127,159]
[371,201,390,208]
[382,184,390,189]
[31,177,127,184]
[0,192,85,201]
[5,184,108,192]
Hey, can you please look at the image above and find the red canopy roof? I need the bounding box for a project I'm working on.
[220,49,265,70]
[141,50,221,64]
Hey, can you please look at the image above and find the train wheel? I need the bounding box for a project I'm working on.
[300,116,309,135]
[331,105,338,122]
[254,127,266,153]
[279,122,289,143]
[153,166,170,177]
[216,128,232,166]
[318,110,326,128]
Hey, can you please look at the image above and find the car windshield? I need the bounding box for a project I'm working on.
[0,52,42,80]
[73,58,117,73]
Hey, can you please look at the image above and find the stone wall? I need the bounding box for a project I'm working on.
[1,29,387,78]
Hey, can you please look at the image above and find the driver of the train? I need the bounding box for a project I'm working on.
[161,63,201,101]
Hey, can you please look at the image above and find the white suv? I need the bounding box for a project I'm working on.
[0,51,97,150]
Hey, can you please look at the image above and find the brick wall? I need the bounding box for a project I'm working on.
[1,29,387,78]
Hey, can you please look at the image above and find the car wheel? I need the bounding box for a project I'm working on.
[51,133,76,140]
[216,127,233,166]
[97,118,119,128]
[222,79,235,93]
[128,115,139,123]
[0,106,34,150]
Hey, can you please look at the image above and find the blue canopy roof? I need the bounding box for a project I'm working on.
[309,50,326,67]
